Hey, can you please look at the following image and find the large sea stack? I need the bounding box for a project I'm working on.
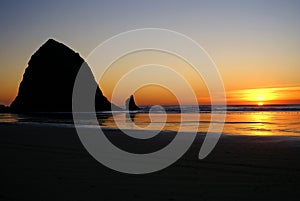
[10,39,117,113]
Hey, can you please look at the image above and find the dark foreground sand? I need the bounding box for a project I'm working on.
[1,123,300,201]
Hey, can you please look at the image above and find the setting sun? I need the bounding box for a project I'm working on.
[227,87,300,105]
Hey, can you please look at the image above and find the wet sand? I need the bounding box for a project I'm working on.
[1,123,300,201]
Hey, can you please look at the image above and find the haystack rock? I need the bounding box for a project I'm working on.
[125,95,140,111]
[10,39,118,113]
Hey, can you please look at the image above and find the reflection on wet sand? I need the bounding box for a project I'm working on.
[126,112,136,123]
[99,112,300,136]
[1,111,299,136]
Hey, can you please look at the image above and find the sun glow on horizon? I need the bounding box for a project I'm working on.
[257,102,264,106]
[227,86,300,105]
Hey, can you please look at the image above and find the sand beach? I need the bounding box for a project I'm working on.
[1,123,300,201]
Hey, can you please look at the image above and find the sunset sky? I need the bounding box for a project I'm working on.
[0,0,300,106]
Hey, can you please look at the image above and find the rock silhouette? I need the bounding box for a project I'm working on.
[10,39,118,113]
[125,95,140,111]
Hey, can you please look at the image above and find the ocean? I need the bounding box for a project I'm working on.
[1,105,300,136]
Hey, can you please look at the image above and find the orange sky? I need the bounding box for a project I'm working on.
[97,50,300,106]
[226,86,300,105]
[120,85,300,106]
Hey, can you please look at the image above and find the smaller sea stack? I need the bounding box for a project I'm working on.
[125,95,140,111]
